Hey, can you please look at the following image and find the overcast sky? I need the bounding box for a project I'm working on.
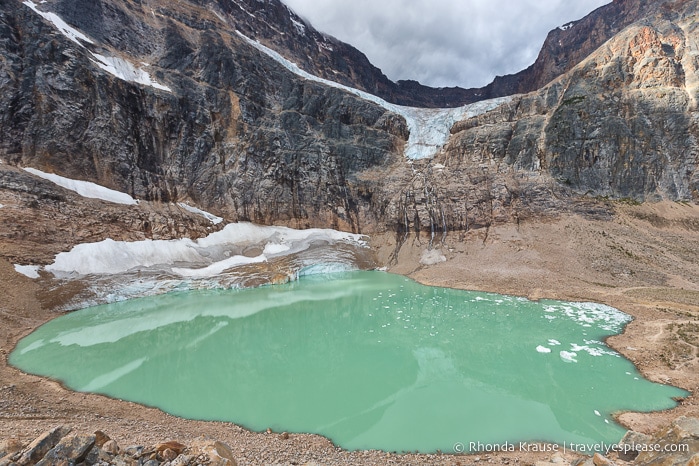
[281,0,611,88]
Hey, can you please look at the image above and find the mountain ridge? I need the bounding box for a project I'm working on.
[0,0,697,238]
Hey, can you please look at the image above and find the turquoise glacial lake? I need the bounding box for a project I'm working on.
[11,271,686,453]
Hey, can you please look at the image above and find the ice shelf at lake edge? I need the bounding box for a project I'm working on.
[235,31,512,160]
[44,222,367,277]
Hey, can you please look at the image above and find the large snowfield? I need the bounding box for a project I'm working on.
[44,222,366,277]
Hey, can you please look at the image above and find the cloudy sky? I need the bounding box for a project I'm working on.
[282,0,611,88]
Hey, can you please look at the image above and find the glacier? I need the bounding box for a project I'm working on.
[236,31,512,160]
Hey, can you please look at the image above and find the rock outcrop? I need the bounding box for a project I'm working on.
[0,427,238,466]
[443,7,699,202]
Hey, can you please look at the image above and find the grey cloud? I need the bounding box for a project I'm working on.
[282,0,610,88]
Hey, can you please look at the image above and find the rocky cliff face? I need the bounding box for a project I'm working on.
[0,0,697,240]
[484,0,671,97]
[446,5,699,200]
[374,0,699,236]
[0,0,409,233]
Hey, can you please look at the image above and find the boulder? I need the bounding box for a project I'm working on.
[636,417,699,466]
[35,435,95,466]
[195,441,237,466]
[101,440,119,455]
[14,426,72,466]
[93,431,110,448]
[617,430,653,462]
[592,452,613,466]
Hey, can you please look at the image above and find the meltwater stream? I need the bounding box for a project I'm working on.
[11,271,686,453]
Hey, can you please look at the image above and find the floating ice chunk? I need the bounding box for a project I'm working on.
[544,301,631,332]
[548,339,561,346]
[14,264,40,279]
[24,167,138,205]
[177,202,224,225]
[594,410,601,416]
[570,343,619,357]
[23,0,94,45]
[560,351,578,363]
[536,345,552,354]
[90,53,171,92]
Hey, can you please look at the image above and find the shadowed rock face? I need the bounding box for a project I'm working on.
[0,0,408,233]
[0,0,697,239]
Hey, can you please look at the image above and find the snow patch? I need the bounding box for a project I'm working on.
[559,22,575,31]
[90,54,171,92]
[0,204,4,208]
[45,222,366,278]
[235,30,512,160]
[177,203,224,225]
[23,168,138,205]
[14,264,40,279]
[291,18,306,35]
[536,345,552,354]
[23,0,93,45]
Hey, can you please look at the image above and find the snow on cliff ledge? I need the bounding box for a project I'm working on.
[22,1,171,92]
[24,168,138,205]
[24,167,138,205]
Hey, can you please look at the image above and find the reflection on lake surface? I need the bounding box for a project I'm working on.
[11,271,687,453]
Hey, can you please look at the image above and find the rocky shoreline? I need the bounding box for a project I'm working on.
[1,197,698,465]
[1,417,697,466]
